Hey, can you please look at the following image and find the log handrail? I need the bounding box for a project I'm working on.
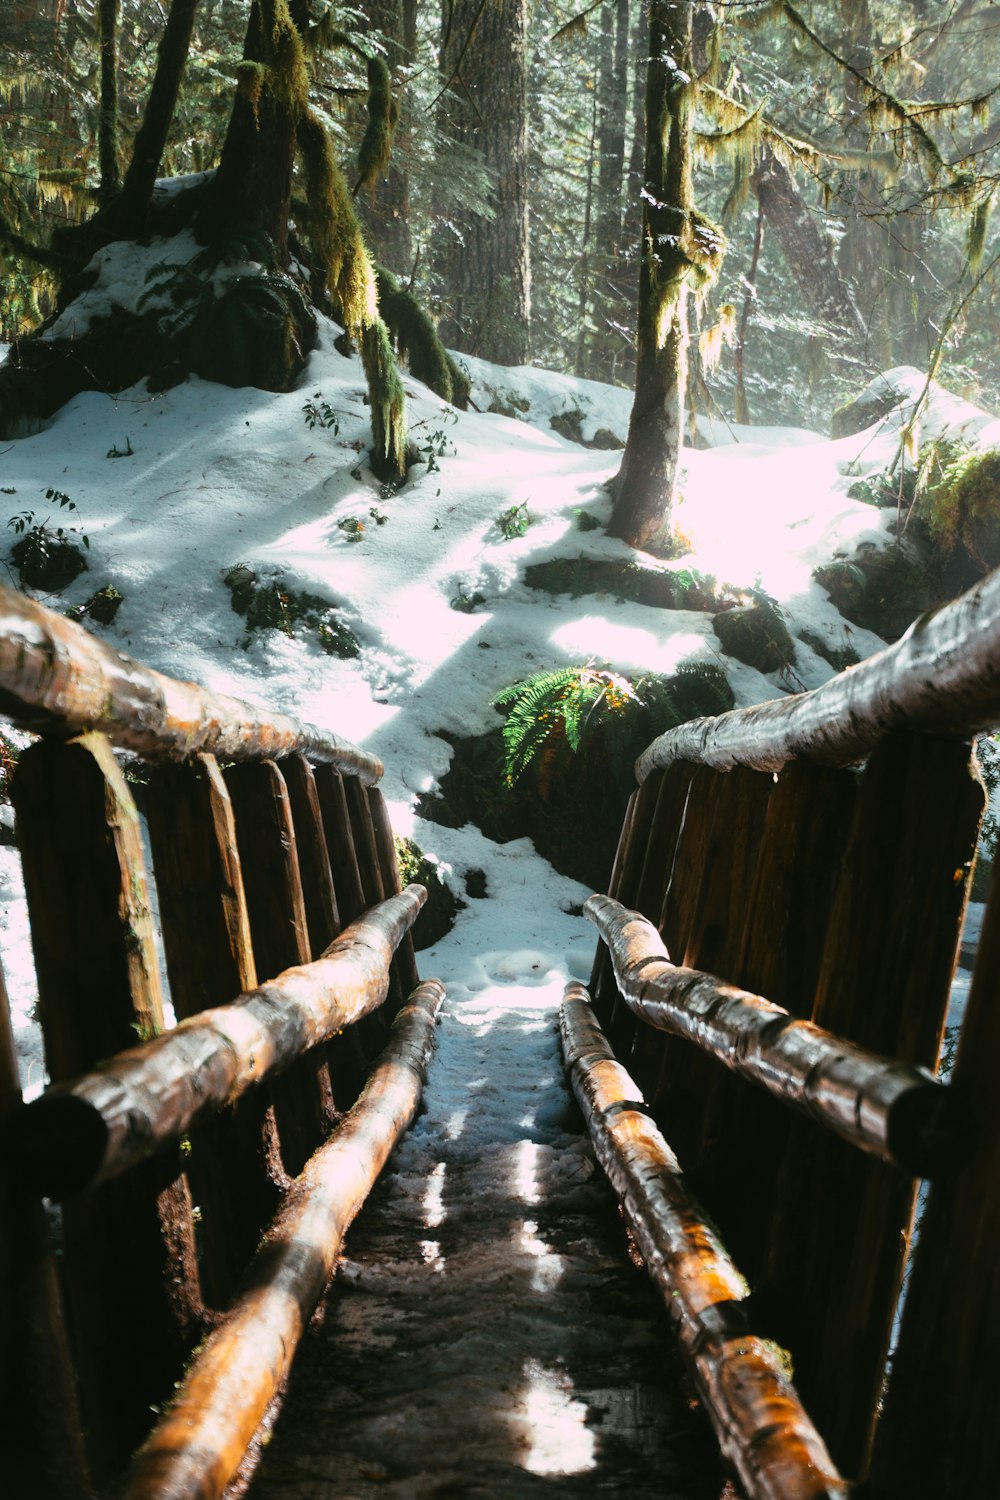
[561,984,848,1500]
[6,887,427,1199]
[636,565,1000,782]
[0,585,383,781]
[123,979,445,1500]
[585,894,959,1175]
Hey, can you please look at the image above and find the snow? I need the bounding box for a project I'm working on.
[0,289,989,1485]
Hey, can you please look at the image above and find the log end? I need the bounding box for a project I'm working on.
[3,1092,110,1199]
[887,1080,971,1178]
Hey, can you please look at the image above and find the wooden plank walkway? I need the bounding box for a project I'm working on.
[243,947,726,1499]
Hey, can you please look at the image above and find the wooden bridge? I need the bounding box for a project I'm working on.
[1,568,999,1498]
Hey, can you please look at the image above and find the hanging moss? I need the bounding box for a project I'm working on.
[356,56,399,194]
[360,319,407,478]
[295,108,407,471]
[297,110,378,333]
[262,0,311,119]
[376,267,468,407]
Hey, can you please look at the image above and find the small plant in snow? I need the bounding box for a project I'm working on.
[450,583,486,613]
[223,564,360,658]
[302,396,339,433]
[416,416,458,473]
[7,488,90,591]
[496,501,531,540]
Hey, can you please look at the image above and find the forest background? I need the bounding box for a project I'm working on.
[1,0,998,456]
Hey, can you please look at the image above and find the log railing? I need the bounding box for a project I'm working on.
[0,585,439,1498]
[574,563,1000,1497]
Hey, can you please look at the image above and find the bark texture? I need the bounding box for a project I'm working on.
[609,0,721,549]
[752,149,866,346]
[435,0,531,363]
[108,0,201,237]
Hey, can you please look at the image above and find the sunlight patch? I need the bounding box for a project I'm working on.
[423,1161,447,1228]
[519,1218,566,1294]
[512,1140,541,1205]
[516,1358,597,1476]
[549,617,710,675]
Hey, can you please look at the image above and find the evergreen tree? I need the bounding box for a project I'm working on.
[434,0,532,364]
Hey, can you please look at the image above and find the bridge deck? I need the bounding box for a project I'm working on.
[244,909,725,1499]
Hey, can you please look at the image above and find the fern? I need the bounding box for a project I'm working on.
[493,667,637,787]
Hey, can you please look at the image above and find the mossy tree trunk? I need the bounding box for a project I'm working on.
[96,0,121,205]
[202,0,311,257]
[358,0,416,278]
[609,0,719,551]
[435,0,531,365]
[752,149,867,348]
[588,0,632,384]
[104,0,202,238]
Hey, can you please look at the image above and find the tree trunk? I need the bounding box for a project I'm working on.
[435,0,531,364]
[202,0,309,256]
[588,0,632,382]
[358,0,416,278]
[609,0,717,551]
[96,0,120,204]
[733,200,765,424]
[752,149,867,349]
[107,0,201,237]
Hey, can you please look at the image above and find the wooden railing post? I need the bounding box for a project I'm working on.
[313,765,387,1064]
[145,754,282,1309]
[684,761,858,1277]
[869,855,1000,1497]
[646,766,771,1169]
[281,753,368,1109]
[1,955,89,1499]
[589,787,637,1025]
[757,733,983,1479]
[13,734,201,1476]
[603,770,664,1049]
[369,785,420,998]
[225,760,334,1175]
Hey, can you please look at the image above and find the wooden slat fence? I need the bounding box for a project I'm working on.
[0,586,440,1499]
[573,563,1000,1496]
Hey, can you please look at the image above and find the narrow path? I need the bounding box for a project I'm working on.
[244,899,726,1499]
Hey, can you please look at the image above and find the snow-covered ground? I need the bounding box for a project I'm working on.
[0,292,986,1488]
[1,312,978,1097]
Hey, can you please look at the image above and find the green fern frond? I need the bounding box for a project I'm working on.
[492,667,637,785]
